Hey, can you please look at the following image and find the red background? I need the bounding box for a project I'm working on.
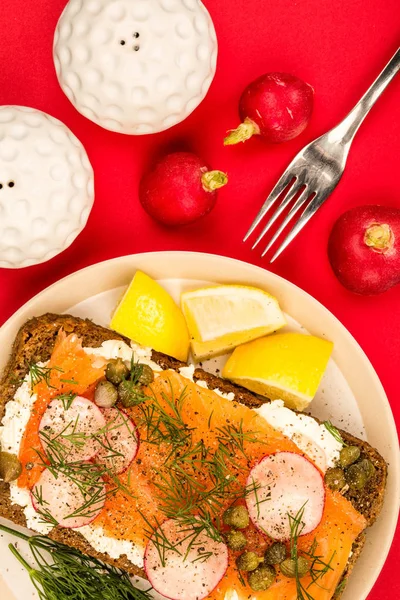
[0,0,399,597]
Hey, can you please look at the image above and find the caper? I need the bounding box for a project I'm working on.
[359,458,375,480]
[280,556,310,578]
[118,380,142,408]
[324,467,346,491]
[106,358,129,386]
[226,530,247,551]
[264,542,287,565]
[248,565,276,591]
[223,505,249,529]
[0,452,22,482]
[137,364,154,386]
[345,463,368,492]
[236,551,262,572]
[94,380,118,408]
[340,446,360,468]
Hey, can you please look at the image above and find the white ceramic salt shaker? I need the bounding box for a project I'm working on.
[0,106,94,269]
[53,0,218,135]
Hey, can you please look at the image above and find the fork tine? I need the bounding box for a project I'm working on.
[252,176,306,249]
[243,172,295,242]
[269,190,329,262]
[260,187,310,257]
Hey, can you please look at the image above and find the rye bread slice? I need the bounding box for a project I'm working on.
[0,313,388,598]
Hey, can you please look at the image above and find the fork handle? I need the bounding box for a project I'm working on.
[332,46,400,145]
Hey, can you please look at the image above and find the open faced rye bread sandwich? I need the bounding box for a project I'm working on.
[0,314,387,600]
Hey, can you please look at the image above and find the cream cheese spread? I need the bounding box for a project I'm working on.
[255,400,342,471]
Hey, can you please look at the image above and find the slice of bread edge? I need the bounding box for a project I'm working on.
[0,313,388,599]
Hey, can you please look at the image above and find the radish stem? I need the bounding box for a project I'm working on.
[224,118,259,146]
[364,223,393,252]
[201,170,228,192]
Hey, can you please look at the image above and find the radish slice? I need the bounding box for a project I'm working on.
[39,396,106,462]
[96,407,139,474]
[144,518,228,600]
[246,451,325,541]
[31,465,105,528]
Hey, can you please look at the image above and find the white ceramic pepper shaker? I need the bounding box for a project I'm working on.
[0,106,94,269]
[53,0,218,134]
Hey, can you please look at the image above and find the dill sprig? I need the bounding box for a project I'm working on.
[0,523,152,600]
[118,359,154,407]
[246,475,271,519]
[334,577,347,597]
[35,413,135,525]
[237,567,246,587]
[59,377,79,385]
[28,364,63,389]
[58,392,77,411]
[95,411,138,465]
[323,421,346,446]
[137,384,192,450]
[215,420,262,459]
[139,512,182,567]
[287,504,336,600]
[303,539,336,590]
[128,360,146,385]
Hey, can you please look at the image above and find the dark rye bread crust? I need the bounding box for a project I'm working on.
[0,313,387,598]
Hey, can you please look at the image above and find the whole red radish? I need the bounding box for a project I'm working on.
[224,72,314,146]
[328,205,400,295]
[139,152,228,226]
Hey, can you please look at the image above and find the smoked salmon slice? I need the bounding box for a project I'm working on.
[18,331,105,488]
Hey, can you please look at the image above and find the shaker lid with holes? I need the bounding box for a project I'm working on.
[53,0,218,135]
[0,106,94,269]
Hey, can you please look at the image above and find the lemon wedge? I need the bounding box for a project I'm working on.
[222,332,333,411]
[110,271,190,361]
[181,285,286,360]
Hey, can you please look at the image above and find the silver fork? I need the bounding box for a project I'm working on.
[245,46,400,262]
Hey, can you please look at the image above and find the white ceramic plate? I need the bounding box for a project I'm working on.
[0,251,398,600]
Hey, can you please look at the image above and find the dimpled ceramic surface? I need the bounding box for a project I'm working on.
[53,0,218,134]
[0,106,94,269]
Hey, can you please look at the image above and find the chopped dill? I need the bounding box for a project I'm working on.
[287,504,336,600]
[323,421,346,446]
[237,568,246,587]
[334,577,347,597]
[304,538,336,590]
[7,373,24,387]
[191,549,214,563]
[57,392,77,411]
[247,475,270,518]
[128,359,146,384]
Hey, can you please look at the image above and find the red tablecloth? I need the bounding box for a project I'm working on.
[0,0,399,597]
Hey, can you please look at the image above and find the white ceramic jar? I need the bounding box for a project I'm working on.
[0,106,94,269]
[53,0,218,135]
